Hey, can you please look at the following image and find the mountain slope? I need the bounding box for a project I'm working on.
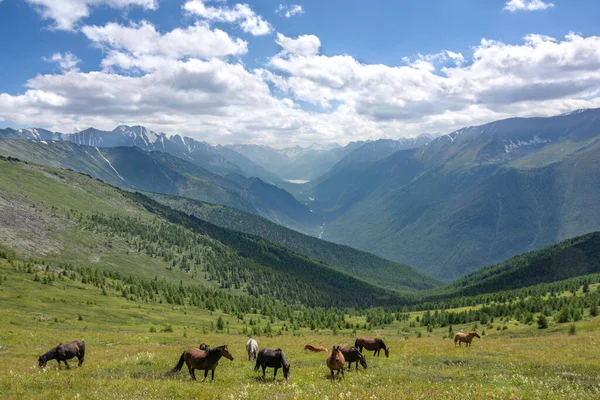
[427,230,600,300]
[147,193,441,291]
[0,125,281,184]
[0,139,320,234]
[0,156,408,308]
[313,108,600,281]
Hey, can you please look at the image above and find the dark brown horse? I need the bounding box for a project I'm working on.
[304,344,327,352]
[199,343,210,350]
[326,346,345,380]
[454,332,480,347]
[354,337,389,357]
[338,345,367,370]
[169,345,234,381]
[38,340,85,368]
[254,348,290,381]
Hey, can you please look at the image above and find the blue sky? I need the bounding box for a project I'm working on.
[1,0,599,146]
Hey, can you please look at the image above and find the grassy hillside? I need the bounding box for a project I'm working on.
[0,139,320,235]
[428,230,600,299]
[148,194,441,291]
[0,157,407,308]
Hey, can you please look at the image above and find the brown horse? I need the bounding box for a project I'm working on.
[338,345,367,370]
[354,337,389,358]
[304,344,327,352]
[326,346,345,380]
[454,332,480,347]
[199,343,210,350]
[38,340,85,368]
[169,345,234,381]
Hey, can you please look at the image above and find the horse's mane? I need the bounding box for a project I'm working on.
[376,338,387,350]
[277,349,290,369]
[208,345,227,355]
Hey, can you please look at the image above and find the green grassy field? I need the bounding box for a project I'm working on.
[2,260,600,399]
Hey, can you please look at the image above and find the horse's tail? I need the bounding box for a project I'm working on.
[354,339,359,348]
[254,353,261,372]
[168,352,186,375]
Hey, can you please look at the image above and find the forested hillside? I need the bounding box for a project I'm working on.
[148,194,441,291]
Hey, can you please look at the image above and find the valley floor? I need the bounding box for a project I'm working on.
[2,321,600,399]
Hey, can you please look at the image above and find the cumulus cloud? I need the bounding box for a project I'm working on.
[43,52,81,71]
[24,0,158,31]
[184,0,272,36]
[504,0,554,12]
[276,4,304,18]
[276,33,321,56]
[2,31,600,146]
[81,21,247,71]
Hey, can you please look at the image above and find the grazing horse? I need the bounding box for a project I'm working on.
[199,343,210,351]
[38,340,85,368]
[454,332,481,347]
[326,346,345,380]
[246,339,258,361]
[169,345,234,381]
[254,348,290,381]
[304,344,327,352]
[338,345,367,370]
[354,337,390,358]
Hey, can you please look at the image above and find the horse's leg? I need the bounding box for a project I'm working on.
[341,368,344,378]
[330,369,334,380]
[262,365,266,380]
[78,354,84,367]
[211,369,215,381]
[203,369,209,381]
[274,367,278,380]
[64,360,70,369]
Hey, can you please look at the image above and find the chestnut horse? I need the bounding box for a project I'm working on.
[304,344,327,352]
[354,337,389,357]
[38,340,85,368]
[326,346,345,380]
[454,332,480,347]
[338,345,367,370]
[168,345,234,381]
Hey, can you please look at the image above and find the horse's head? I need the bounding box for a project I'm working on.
[38,356,46,368]
[384,347,390,358]
[473,333,481,339]
[359,353,368,369]
[199,342,210,351]
[219,345,234,361]
[282,362,290,381]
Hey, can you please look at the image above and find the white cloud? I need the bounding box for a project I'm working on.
[184,0,272,36]
[24,0,158,31]
[276,33,320,56]
[43,52,82,71]
[82,20,247,71]
[276,4,304,18]
[504,0,554,12]
[2,32,600,147]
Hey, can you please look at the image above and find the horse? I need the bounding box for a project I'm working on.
[304,344,327,352]
[354,337,390,358]
[199,343,210,351]
[326,346,345,380]
[338,345,367,370]
[38,340,85,369]
[246,339,258,361]
[168,345,234,381]
[254,348,290,381]
[454,332,480,347]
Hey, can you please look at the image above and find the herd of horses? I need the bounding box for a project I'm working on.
[37,332,480,382]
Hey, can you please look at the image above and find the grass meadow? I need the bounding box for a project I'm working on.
[2,259,600,399]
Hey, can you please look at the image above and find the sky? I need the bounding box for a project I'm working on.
[0,0,599,146]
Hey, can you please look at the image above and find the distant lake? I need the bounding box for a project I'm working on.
[285,179,310,184]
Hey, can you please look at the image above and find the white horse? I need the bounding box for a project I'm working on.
[246,339,258,361]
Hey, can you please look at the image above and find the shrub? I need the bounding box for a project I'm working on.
[568,324,576,336]
[537,315,548,329]
[162,324,173,333]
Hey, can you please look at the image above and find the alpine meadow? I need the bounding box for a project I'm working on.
[3,0,600,399]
